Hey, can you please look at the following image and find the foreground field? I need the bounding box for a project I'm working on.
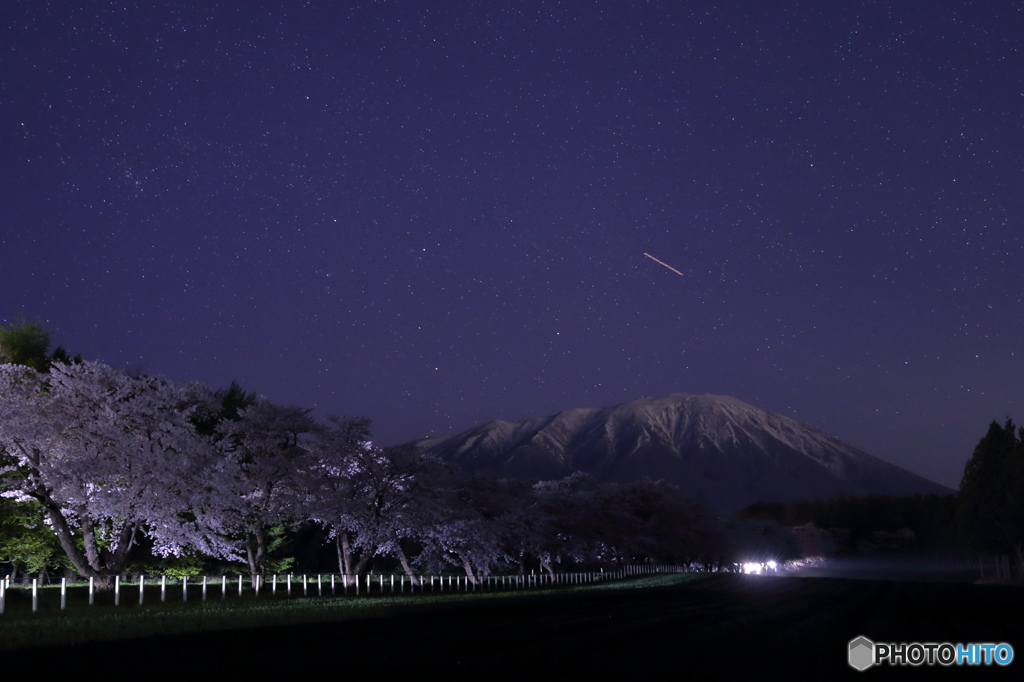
[12,573,1024,679]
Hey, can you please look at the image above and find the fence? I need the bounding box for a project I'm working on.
[0,563,686,614]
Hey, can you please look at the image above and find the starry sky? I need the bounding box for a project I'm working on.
[2,1,1021,490]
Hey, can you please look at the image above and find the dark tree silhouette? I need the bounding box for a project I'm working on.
[956,419,1024,577]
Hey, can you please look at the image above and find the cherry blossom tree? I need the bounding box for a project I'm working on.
[497,474,718,574]
[584,478,718,566]
[0,361,234,582]
[213,398,322,580]
[414,471,521,582]
[304,416,372,576]
[309,421,443,581]
[525,472,601,575]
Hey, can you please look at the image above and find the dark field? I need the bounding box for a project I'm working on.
[18,571,1024,680]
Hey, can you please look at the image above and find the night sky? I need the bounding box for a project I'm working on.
[2,1,1021,490]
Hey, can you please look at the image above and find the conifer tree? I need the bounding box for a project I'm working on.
[957,419,1024,577]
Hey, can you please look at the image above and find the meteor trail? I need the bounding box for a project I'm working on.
[643,252,685,276]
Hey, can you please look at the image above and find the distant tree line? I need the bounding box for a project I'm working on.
[738,494,959,557]
[739,417,1024,582]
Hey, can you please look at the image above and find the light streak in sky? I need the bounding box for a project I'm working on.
[643,252,685,276]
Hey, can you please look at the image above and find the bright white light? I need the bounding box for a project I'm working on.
[766,560,777,570]
[743,562,761,574]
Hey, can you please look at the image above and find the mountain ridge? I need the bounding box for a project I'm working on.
[413,393,952,511]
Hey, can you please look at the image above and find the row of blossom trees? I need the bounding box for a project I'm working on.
[0,358,723,584]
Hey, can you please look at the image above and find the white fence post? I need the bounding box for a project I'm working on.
[61,577,67,610]
[89,576,95,605]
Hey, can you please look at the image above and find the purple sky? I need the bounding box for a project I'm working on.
[2,1,1021,490]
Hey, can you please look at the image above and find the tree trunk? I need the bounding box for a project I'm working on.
[246,528,266,583]
[107,522,138,575]
[458,552,478,585]
[391,543,420,585]
[81,522,102,573]
[336,533,355,575]
[41,503,98,579]
[30,488,133,588]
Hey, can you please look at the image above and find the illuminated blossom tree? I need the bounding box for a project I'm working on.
[414,471,524,581]
[309,421,443,580]
[493,474,719,575]
[525,472,601,575]
[0,361,233,582]
[304,416,372,575]
[213,399,322,580]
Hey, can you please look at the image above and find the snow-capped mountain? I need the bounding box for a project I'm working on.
[413,393,951,511]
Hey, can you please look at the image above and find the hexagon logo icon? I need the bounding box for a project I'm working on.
[849,636,875,671]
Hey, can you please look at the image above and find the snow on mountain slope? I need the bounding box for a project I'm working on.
[413,393,952,511]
